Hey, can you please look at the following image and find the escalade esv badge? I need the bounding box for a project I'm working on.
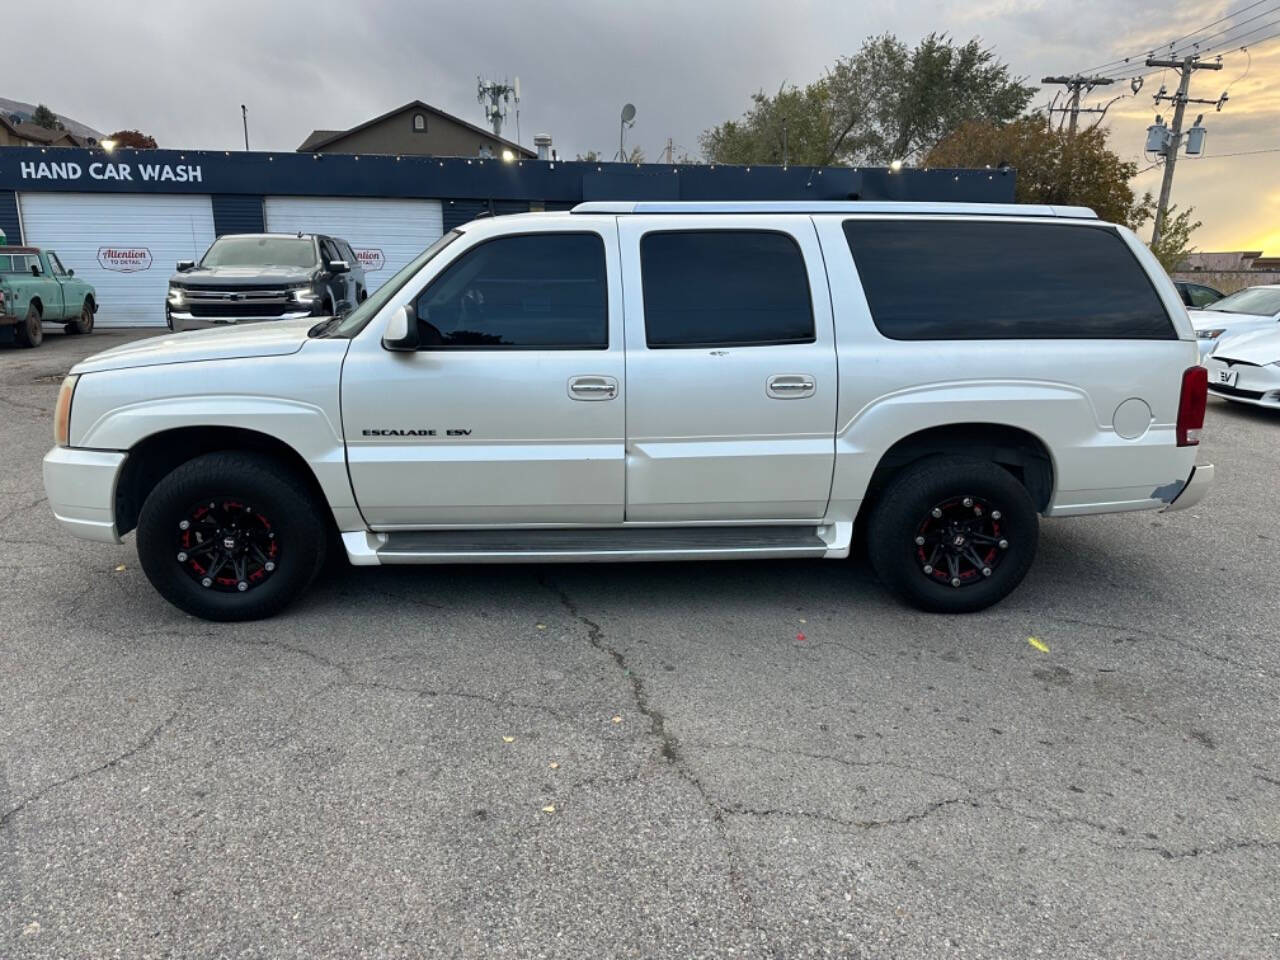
[361,428,472,437]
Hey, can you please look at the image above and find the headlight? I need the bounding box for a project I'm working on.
[289,285,318,304]
[167,286,185,305]
[54,375,78,447]
[1198,328,1225,340]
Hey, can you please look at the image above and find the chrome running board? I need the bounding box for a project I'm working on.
[342,523,848,566]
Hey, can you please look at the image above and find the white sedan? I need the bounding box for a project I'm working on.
[1204,326,1280,409]
[1189,284,1280,360]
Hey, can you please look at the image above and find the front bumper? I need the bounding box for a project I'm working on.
[1203,356,1280,408]
[1161,463,1214,513]
[169,309,316,332]
[42,446,127,543]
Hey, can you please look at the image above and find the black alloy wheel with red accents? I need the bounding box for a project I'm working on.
[914,494,1009,589]
[137,452,327,621]
[868,456,1038,613]
[175,497,281,593]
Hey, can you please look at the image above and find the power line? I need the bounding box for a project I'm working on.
[1075,0,1276,76]
[1094,11,1280,79]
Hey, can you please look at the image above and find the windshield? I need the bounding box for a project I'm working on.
[1206,287,1280,316]
[318,230,462,339]
[201,236,317,268]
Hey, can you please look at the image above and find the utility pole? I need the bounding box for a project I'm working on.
[1042,75,1116,135]
[240,104,249,151]
[1146,55,1223,247]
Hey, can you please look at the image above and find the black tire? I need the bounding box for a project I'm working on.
[136,452,327,621]
[15,304,42,348]
[65,299,94,335]
[867,456,1037,614]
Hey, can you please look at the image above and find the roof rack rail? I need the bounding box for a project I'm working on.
[570,201,1099,220]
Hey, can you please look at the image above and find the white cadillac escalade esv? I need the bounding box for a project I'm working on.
[43,201,1214,621]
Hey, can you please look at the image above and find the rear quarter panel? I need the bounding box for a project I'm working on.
[812,215,1201,520]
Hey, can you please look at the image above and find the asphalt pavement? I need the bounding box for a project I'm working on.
[2,329,1277,959]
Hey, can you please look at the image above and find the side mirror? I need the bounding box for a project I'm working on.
[176,259,195,272]
[329,259,350,274]
[30,263,40,277]
[381,303,420,352]
[67,268,74,277]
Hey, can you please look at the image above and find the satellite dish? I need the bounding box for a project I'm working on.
[621,103,636,124]
[513,76,521,102]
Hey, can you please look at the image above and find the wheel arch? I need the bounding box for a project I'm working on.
[114,425,335,539]
[861,422,1056,516]
[28,296,43,315]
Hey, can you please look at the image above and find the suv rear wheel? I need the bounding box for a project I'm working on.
[868,456,1037,613]
[136,452,327,621]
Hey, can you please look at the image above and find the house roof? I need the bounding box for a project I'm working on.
[296,100,535,158]
[0,114,83,146]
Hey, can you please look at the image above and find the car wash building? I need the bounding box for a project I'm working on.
[0,146,1013,327]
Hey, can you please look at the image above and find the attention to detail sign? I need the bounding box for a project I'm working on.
[97,246,153,272]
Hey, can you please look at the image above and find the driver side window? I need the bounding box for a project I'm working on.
[413,232,607,349]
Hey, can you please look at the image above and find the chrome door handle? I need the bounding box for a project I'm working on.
[568,375,619,401]
[767,374,816,399]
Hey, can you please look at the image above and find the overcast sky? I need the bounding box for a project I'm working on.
[9,0,1280,251]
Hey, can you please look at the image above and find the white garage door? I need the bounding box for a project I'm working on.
[264,197,443,293]
[19,193,215,327]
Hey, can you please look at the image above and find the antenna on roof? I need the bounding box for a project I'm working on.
[617,103,636,162]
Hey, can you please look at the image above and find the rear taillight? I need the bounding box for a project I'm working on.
[1177,365,1208,446]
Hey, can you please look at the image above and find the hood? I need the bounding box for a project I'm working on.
[1188,308,1273,331]
[1209,327,1280,365]
[71,319,318,374]
[171,264,316,287]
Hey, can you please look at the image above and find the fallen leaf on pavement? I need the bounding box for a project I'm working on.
[549,761,559,770]
[1027,637,1050,653]
[114,564,126,572]
[502,736,515,743]
[611,715,622,724]
[541,804,556,814]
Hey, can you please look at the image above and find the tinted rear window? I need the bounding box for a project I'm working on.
[843,220,1174,340]
[640,231,815,348]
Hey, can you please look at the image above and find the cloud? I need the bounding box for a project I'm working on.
[7,0,1278,250]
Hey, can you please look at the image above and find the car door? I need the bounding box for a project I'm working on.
[617,215,837,521]
[35,253,65,318]
[341,219,625,528]
[46,251,77,318]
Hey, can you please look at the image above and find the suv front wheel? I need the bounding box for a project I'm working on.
[136,452,327,621]
[868,456,1038,613]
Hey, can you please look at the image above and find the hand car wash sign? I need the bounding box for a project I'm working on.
[19,160,203,183]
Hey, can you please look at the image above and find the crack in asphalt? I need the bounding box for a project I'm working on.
[1042,613,1280,681]
[0,496,49,529]
[723,794,986,830]
[540,574,767,956]
[221,635,574,724]
[0,710,179,831]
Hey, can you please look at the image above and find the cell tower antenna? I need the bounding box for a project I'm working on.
[477,76,517,138]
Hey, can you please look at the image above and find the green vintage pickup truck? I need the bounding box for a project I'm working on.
[0,247,97,348]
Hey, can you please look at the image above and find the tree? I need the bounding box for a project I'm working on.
[1148,205,1201,273]
[924,114,1149,227]
[575,150,601,162]
[31,103,61,130]
[923,114,1202,265]
[106,129,158,149]
[701,33,1034,167]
